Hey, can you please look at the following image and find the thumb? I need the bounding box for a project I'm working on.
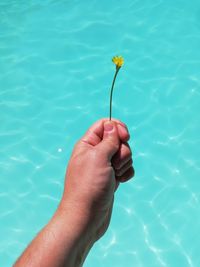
[97,121,120,160]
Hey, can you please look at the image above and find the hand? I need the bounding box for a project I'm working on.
[14,118,134,267]
[60,118,134,241]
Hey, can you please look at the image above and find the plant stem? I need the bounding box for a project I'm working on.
[109,67,120,120]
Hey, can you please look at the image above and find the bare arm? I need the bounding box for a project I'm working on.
[14,119,134,267]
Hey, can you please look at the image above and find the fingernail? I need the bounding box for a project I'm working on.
[104,121,114,132]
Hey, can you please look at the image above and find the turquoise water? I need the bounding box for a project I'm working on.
[0,0,200,266]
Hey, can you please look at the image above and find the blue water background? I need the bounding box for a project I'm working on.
[0,0,200,266]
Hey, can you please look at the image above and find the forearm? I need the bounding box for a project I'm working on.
[14,204,94,267]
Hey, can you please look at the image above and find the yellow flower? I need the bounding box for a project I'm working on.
[112,55,124,68]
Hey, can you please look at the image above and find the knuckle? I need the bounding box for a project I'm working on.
[114,148,132,169]
[112,159,121,170]
[115,159,133,176]
[116,167,135,183]
[124,145,132,158]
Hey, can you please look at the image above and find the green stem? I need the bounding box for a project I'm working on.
[109,67,120,121]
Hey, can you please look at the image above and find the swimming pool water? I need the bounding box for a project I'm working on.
[1,0,200,266]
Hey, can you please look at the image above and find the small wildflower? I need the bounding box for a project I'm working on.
[112,55,124,69]
[109,55,124,120]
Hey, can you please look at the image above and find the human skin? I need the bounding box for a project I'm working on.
[14,118,134,267]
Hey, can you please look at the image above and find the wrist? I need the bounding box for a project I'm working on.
[56,201,92,236]
[57,201,95,241]
[58,194,97,233]
[47,204,95,267]
[58,193,114,243]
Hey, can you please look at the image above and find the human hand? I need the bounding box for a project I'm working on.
[14,118,134,267]
[59,118,134,242]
